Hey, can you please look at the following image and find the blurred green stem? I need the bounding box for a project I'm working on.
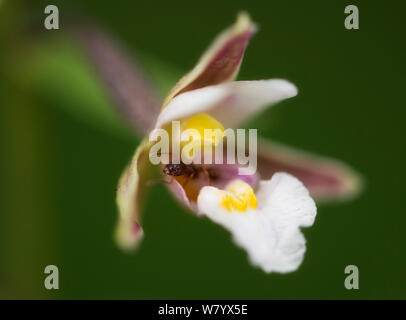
[0,0,57,299]
[0,82,58,299]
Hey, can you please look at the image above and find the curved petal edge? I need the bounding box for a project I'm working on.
[115,139,151,251]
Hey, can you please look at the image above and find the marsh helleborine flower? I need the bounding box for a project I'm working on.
[81,13,362,273]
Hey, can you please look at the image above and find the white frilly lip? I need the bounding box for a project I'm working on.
[155,79,298,129]
[197,172,317,273]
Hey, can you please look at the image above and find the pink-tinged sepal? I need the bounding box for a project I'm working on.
[257,139,363,202]
[162,12,257,107]
[76,23,161,135]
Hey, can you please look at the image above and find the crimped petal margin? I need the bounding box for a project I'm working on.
[197,173,317,273]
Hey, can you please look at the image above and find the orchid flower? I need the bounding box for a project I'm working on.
[79,13,362,273]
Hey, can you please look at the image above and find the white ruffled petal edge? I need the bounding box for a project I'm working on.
[197,172,317,273]
[155,79,298,129]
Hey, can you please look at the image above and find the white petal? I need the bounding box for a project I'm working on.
[155,79,298,129]
[197,173,316,273]
[155,85,228,128]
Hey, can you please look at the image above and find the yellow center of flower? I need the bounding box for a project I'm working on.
[180,113,225,160]
[181,113,224,145]
[220,180,258,212]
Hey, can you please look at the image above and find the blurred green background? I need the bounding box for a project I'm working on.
[0,0,405,299]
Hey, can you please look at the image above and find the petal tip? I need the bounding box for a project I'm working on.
[337,166,365,202]
[313,159,365,203]
[271,79,298,98]
[235,11,258,34]
[114,219,144,252]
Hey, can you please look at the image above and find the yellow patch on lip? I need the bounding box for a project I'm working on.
[163,113,225,161]
[180,113,225,160]
[181,113,224,146]
[220,180,258,212]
